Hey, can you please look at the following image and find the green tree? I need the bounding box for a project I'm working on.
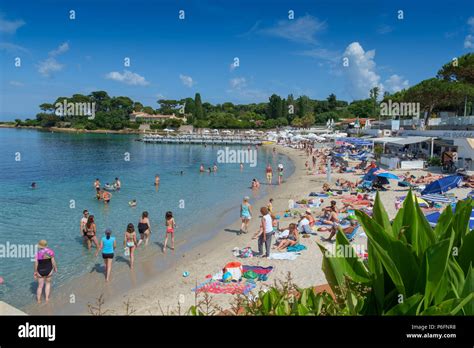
[194,93,204,119]
[437,53,474,84]
[369,87,380,118]
[327,93,337,111]
[267,94,283,119]
[287,94,295,122]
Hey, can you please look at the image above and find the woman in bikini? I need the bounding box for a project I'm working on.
[84,215,99,249]
[275,223,298,251]
[163,211,176,252]
[137,211,151,247]
[34,240,58,304]
[124,223,138,269]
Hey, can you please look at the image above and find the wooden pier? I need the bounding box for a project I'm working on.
[139,134,263,145]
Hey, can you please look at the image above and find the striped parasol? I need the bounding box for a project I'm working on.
[421,194,454,204]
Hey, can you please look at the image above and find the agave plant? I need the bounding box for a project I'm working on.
[318,190,474,315]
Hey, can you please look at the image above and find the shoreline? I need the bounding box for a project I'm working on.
[0,124,142,134]
[23,145,297,315]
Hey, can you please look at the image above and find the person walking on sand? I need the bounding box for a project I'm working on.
[95,228,116,282]
[124,223,138,269]
[240,196,252,235]
[84,215,99,249]
[34,240,57,304]
[252,207,274,258]
[277,163,284,185]
[265,163,273,184]
[137,211,151,247]
[163,211,176,251]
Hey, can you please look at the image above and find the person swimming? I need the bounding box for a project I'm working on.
[154,175,160,186]
[94,178,101,193]
[213,164,218,172]
[102,190,111,203]
[199,164,205,173]
[31,182,37,189]
[128,199,137,207]
[114,177,121,190]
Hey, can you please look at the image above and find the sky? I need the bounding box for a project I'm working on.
[0,0,473,120]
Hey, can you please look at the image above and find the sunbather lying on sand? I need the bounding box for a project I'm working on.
[275,223,299,251]
[321,219,359,242]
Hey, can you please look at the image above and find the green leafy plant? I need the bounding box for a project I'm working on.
[427,157,442,167]
[318,190,473,315]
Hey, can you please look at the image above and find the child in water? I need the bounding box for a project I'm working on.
[163,211,176,252]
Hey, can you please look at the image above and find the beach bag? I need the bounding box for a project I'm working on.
[243,270,258,280]
[224,261,243,281]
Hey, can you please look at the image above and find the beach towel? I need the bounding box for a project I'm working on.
[269,252,300,260]
[287,244,307,252]
[192,280,256,295]
[242,265,274,275]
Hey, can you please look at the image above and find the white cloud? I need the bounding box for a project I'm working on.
[50,42,69,56]
[0,14,25,34]
[0,42,28,54]
[37,57,63,77]
[229,77,247,89]
[377,25,393,35]
[36,42,70,77]
[464,34,474,49]
[384,74,409,93]
[342,42,383,99]
[298,48,340,62]
[464,17,474,49]
[179,74,194,87]
[258,15,326,44]
[227,77,267,101]
[105,70,150,86]
[468,16,474,27]
[9,80,24,87]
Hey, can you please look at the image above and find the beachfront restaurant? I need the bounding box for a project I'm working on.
[374,136,433,169]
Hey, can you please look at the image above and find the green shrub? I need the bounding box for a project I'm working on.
[427,157,442,167]
[318,191,473,315]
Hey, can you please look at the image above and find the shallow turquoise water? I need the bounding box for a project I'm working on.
[0,128,294,308]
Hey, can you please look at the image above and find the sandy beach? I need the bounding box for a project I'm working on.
[23,143,472,315]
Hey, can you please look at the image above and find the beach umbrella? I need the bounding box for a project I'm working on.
[426,207,474,229]
[421,175,463,195]
[373,169,400,181]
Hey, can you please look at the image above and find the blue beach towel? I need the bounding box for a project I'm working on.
[287,244,307,252]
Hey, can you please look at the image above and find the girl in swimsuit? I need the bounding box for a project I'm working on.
[240,197,252,235]
[163,211,176,252]
[84,215,99,250]
[137,211,151,247]
[34,240,57,304]
[124,223,138,269]
[95,228,116,282]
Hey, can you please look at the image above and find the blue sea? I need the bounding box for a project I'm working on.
[0,128,294,309]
